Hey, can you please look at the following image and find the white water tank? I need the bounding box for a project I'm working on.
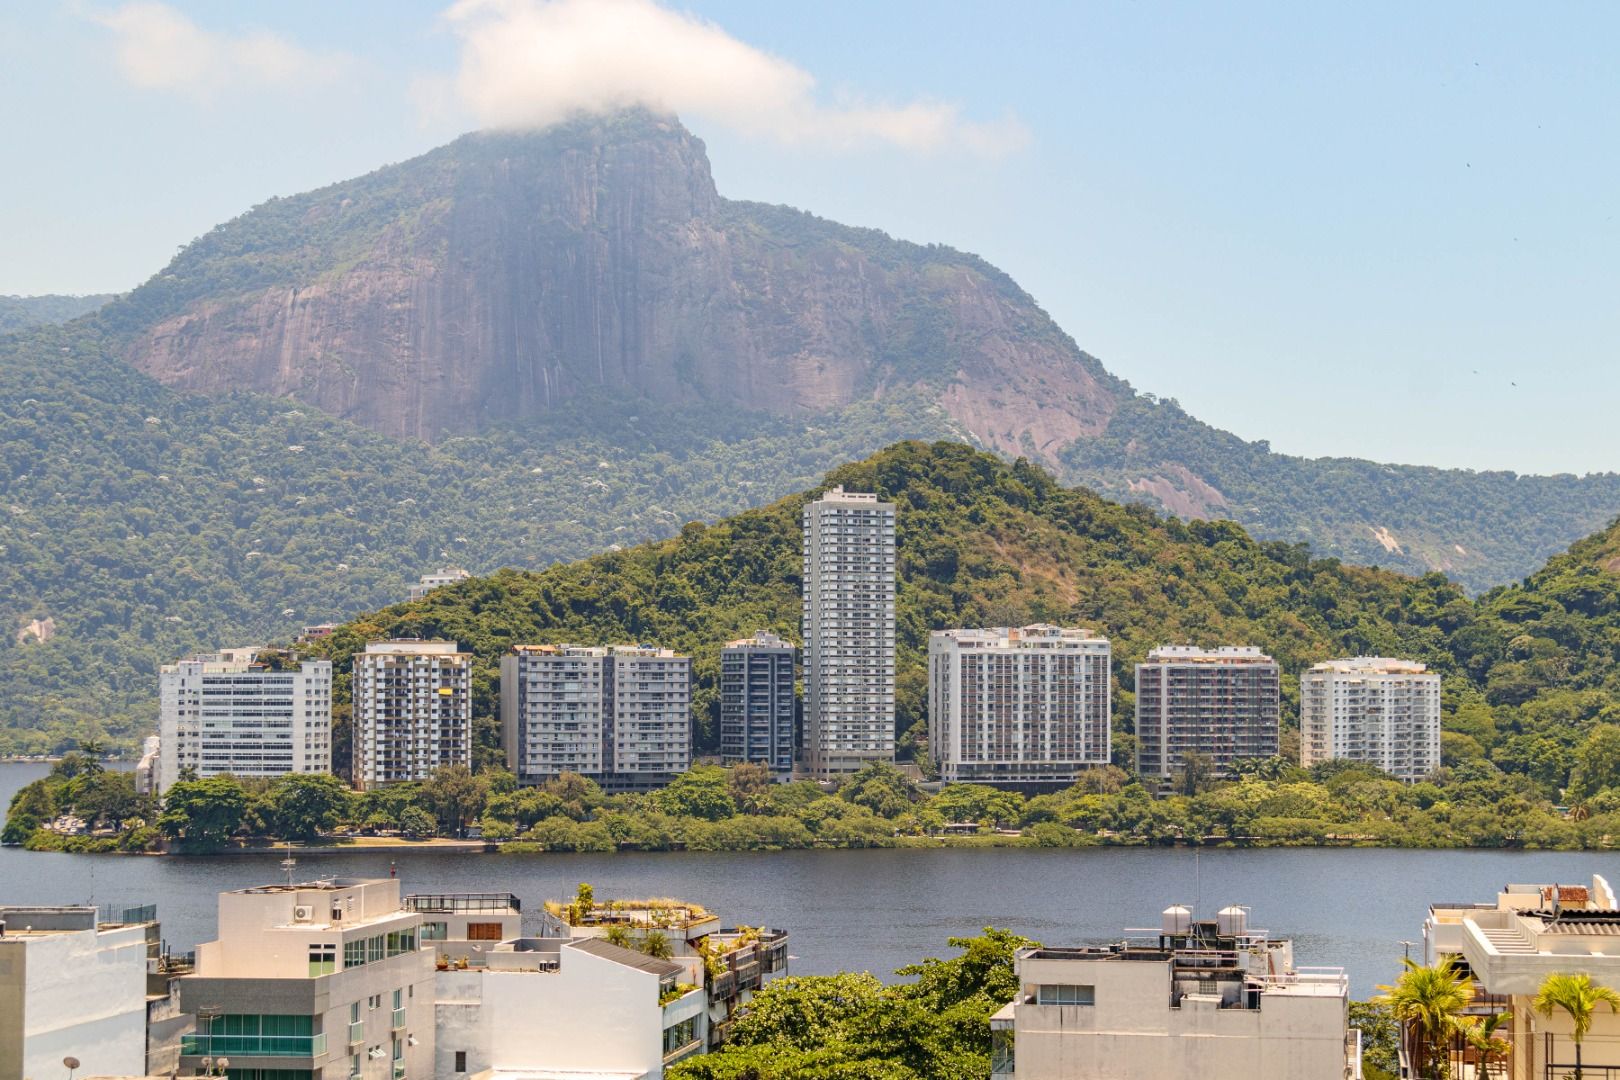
[1162,905,1193,935]
[1217,905,1248,937]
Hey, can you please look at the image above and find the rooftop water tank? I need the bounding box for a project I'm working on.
[1217,905,1248,938]
[1162,905,1193,935]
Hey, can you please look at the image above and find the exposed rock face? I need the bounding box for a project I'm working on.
[119,113,1123,455]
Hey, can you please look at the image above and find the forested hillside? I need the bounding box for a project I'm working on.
[311,441,1620,799]
[0,324,962,754]
[0,293,113,333]
[1065,396,1620,588]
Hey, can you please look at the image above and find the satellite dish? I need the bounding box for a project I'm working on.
[63,1059,81,1070]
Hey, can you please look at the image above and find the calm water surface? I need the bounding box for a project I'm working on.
[3,763,1614,996]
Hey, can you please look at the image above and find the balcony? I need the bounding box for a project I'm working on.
[181,1033,327,1057]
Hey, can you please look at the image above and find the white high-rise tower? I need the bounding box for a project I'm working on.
[802,486,896,776]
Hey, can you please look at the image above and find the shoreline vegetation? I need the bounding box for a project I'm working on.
[8,753,1618,857]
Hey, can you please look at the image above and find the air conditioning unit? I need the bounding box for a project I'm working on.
[294,905,314,921]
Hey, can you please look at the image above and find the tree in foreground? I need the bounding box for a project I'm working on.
[268,773,352,841]
[667,928,1034,1080]
[1533,972,1620,1080]
[1375,958,1475,1080]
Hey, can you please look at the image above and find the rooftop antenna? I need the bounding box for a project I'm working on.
[1194,847,1202,921]
[280,844,297,887]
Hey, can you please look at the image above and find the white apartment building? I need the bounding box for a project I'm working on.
[1299,657,1441,782]
[0,906,152,1080]
[927,625,1112,787]
[501,644,691,789]
[802,486,896,776]
[1421,874,1620,1080]
[177,878,436,1080]
[414,894,706,1079]
[991,906,1359,1080]
[353,640,472,789]
[158,648,333,794]
[1134,645,1280,780]
[720,631,797,778]
[408,566,470,602]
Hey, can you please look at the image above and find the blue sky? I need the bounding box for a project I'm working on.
[2,1,1616,474]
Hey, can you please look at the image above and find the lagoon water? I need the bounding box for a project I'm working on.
[3,762,1613,996]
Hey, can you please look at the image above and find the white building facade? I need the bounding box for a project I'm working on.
[502,644,691,789]
[178,878,436,1080]
[353,641,473,789]
[0,907,151,1080]
[1299,657,1441,782]
[927,625,1112,787]
[991,907,1359,1080]
[802,486,896,777]
[1134,645,1280,780]
[408,567,470,602]
[158,648,333,794]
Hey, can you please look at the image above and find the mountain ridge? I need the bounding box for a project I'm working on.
[76,109,1620,589]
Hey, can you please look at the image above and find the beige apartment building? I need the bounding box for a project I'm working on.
[353,640,472,789]
[1134,645,1280,780]
[927,625,1112,787]
[990,905,1360,1079]
[1300,657,1441,781]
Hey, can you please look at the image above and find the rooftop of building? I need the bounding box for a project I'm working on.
[1306,656,1433,675]
[546,897,717,930]
[237,877,382,894]
[808,485,894,509]
[360,638,466,656]
[509,643,686,658]
[0,904,156,936]
[1143,644,1275,663]
[932,624,1107,646]
[568,936,685,977]
[406,892,521,914]
[724,631,795,650]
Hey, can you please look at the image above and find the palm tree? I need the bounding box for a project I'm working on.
[1465,1010,1512,1080]
[1376,958,1476,1079]
[1533,972,1620,1080]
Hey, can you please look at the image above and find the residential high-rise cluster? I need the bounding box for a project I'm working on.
[136,486,1447,799]
[927,625,1112,787]
[1134,645,1281,780]
[353,640,474,789]
[501,643,693,791]
[720,631,797,778]
[157,647,332,795]
[1300,657,1441,781]
[801,486,897,777]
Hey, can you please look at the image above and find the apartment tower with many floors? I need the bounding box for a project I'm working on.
[1299,657,1441,782]
[1133,645,1281,780]
[352,640,472,789]
[720,632,797,779]
[158,648,333,795]
[927,625,1112,787]
[802,487,896,777]
[501,644,691,790]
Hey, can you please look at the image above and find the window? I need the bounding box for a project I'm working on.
[367,935,384,963]
[662,1017,698,1055]
[345,940,366,968]
[454,1051,467,1072]
[466,922,503,941]
[308,943,336,976]
[1035,984,1094,1006]
[350,1002,360,1024]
